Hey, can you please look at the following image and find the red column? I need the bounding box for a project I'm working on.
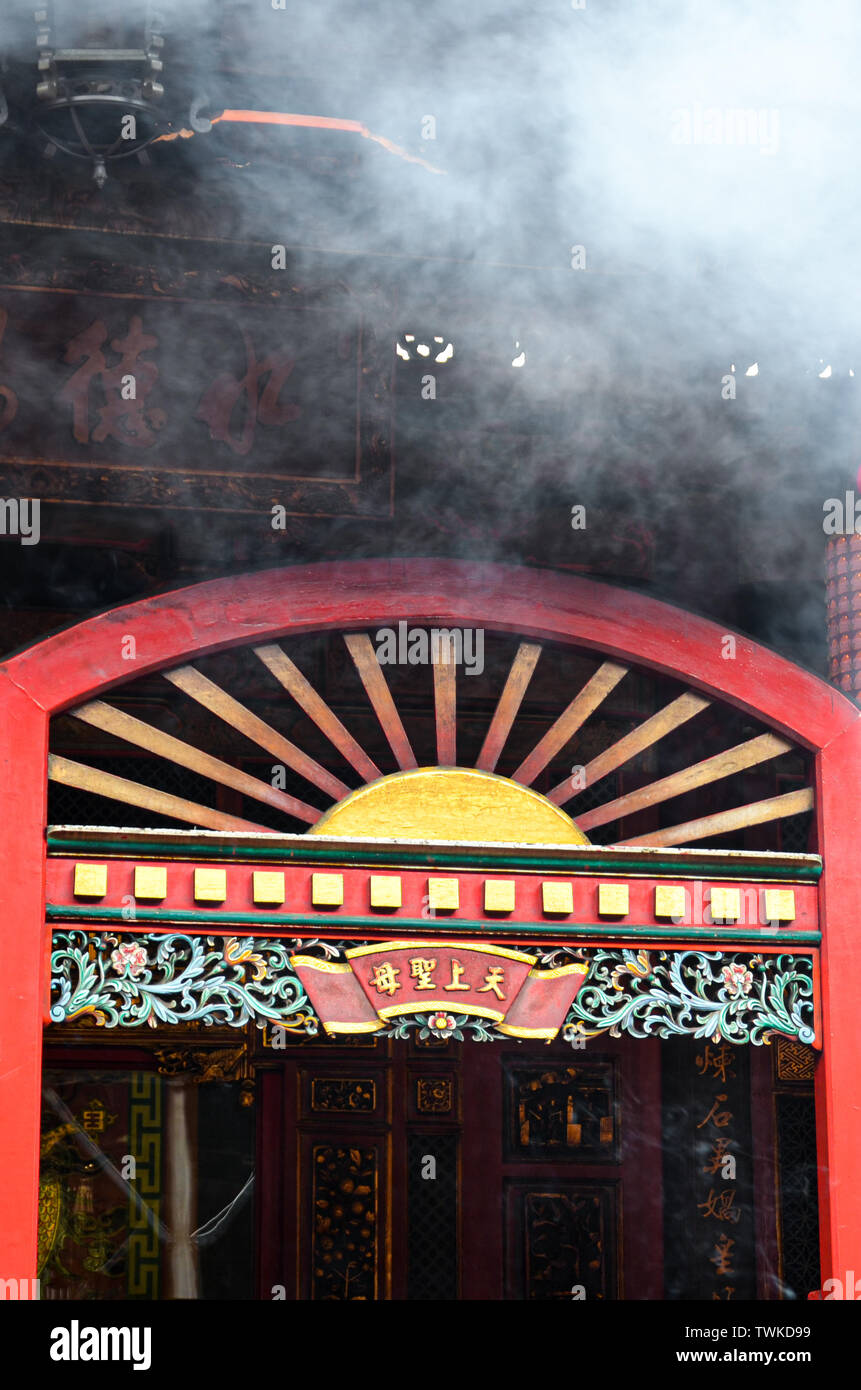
[815,721,861,1294]
[0,677,48,1281]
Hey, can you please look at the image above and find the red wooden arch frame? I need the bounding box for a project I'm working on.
[1,559,859,1292]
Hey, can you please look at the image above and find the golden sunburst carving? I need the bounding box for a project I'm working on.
[309,768,591,845]
[47,627,813,850]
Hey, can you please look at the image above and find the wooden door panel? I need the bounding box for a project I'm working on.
[461,1035,662,1301]
[298,1131,388,1300]
[261,1032,663,1300]
[504,1179,620,1300]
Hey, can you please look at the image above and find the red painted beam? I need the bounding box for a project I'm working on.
[45,856,821,936]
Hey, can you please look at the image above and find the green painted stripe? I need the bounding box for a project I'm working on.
[46,836,823,880]
[45,904,820,945]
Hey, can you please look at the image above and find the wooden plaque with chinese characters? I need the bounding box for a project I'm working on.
[0,248,393,517]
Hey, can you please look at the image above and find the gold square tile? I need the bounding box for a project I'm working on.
[370,875,402,909]
[763,888,796,923]
[428,877,459,911]
[709,886,741,922]
[134,865,167,901]
[73,862,107,898]
[542,881,573,915]
[253,871,285,906]
[311,873,344,907]
[484,879,516,913]
[598,883,629,917]
[654,885,687,919]
[193,868,227,903]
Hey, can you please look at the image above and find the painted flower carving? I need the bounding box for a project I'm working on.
[427,1012,457,1036]
[110,942,148,978]
[721,963,753,998]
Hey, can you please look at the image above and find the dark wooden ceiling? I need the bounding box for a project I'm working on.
[0,0,856,681]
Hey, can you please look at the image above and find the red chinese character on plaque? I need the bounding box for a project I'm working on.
[0,308,18,432]
[195,328,302,456]
[59,315,166,447]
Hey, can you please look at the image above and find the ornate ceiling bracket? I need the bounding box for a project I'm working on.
[49,931,817,1048]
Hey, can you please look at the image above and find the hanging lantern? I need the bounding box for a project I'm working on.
[29,1,168,186]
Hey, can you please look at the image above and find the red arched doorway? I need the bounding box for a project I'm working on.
[1,560,859,1294]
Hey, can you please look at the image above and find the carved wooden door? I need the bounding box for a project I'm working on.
[258,1033,663,1300]
[460,1035,663,1300]
[257,1038,461,1301]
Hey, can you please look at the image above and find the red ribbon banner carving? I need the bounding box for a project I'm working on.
[290,941,589,1039]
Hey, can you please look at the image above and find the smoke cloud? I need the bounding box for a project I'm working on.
[0,0,858,670]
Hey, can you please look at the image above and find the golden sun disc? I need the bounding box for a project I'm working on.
[308,767,589,845]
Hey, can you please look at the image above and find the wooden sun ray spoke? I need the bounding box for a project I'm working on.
[547,690,711,806]
[48,755,270,834]
[512,660,629,786]
[576,732,794,833]
[433,633,457,765]
[618,787,814,848]
[163,665,350,801]
[254,644,381,782]
[69,699,319,824]
[477,641,542,773]
[343,633,417,771]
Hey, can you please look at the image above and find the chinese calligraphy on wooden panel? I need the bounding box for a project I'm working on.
[0,286,393,516]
